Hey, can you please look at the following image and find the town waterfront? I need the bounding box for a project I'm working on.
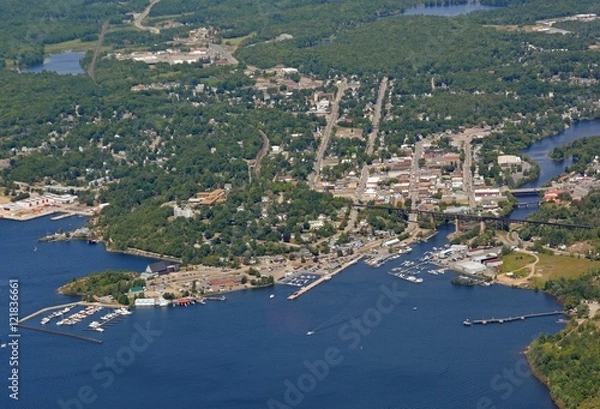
[3,120,600,408]
[0,219,560,409]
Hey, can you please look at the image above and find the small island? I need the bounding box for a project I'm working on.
[59,270,144,305]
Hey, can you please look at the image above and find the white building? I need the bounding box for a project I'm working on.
[134,298,157,307]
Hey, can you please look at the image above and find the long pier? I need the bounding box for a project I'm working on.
[288,255,363,300]
[465,310,564,326]
[18,324,103,344]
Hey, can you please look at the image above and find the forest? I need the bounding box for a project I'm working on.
[549,136,600,175]
[527,270,600,409]
[59,270,145,304]
[1,0,600,266]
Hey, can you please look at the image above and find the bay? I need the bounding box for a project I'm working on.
[0,218,560,409]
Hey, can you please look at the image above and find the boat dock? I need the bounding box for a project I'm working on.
[288,255,363,300]
[464,310,564,326]
[18,324,103,344]
[19,301,122,324]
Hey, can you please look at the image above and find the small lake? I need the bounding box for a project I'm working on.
[22,51,86,75]
[403,3,499,16]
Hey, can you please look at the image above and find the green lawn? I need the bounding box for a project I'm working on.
[534,254,600,284]
[45,39,97,54]
[501,252,536,273]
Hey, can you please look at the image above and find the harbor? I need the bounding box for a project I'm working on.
[18,301,133,343]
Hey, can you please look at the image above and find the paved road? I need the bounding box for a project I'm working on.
[462,135,476,207]
[133,0,162,34]
[209,43,239,65]
[309,79,348,189]
[348,77,387,231]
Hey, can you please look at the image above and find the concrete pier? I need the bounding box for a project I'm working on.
[18,324,103,344]
[288,255,363,300]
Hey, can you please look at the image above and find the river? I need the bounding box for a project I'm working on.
[511,119,600,219]
[1,120,599,408]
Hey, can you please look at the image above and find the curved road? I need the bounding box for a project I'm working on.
[133,0,162,34]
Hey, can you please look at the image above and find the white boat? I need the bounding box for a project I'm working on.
[95,327,105,332]
[56,320,65,326]
[269,294,275,299]
[88,321,101,328]
[41,317,50,325]
[117,308,132,315]
[396,273,423,284]
[306,331,314,336]
[323,275,331,281]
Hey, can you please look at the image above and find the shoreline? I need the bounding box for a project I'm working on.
[106,246,182,263]
[524,347,567,409]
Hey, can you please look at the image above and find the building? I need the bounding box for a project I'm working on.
[383,238,400,247]
[192,189,227,205]
[134,298,156,307]
[129,286,145,296]
[455,261,487,275]
[497,155,522,167]
[174,205,193,218]
[145,261,180,276]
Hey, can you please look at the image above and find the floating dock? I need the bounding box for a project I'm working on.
[464,310,564,326]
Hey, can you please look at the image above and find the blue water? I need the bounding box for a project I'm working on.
[23,52,85,75]
[403,3,498,16]
[0,217,562,409]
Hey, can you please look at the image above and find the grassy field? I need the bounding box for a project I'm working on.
[534,253,600,284]
[45,39,97,54]
[223,32,257,52]
[501,252,536,273]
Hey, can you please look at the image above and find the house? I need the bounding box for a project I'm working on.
[129,286,145,295]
